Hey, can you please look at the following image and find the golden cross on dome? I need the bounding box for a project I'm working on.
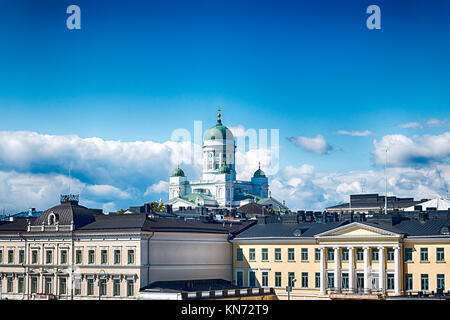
[217,107,222,122]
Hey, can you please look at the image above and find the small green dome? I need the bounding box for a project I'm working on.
[253,163,266,178]
[218,163,231,174]
[171,165,185,177]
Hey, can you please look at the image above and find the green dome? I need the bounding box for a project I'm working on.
[204,121,234,141]
[218,163,231,174]
[253,163,266,178]
[171,165,185,177]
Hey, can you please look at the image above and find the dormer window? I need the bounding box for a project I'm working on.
[48,212,58,225]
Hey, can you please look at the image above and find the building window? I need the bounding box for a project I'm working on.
[101,250,108,264]
[387,274,395,290]
[341,248,349,262]
[46,250,53,264]
[261,248,268,261]
[314,249,320,261]
[113,279,121,296]
[249,248,255,261]
[8,250,14,264]
[18,277,24,293]
[7,277,13,292]
[288,248,295,261]
[405,248,413,262]
[356,248,364,261]
[275,272,282,287]
[87,279,94,295]
[327,248,334,262]
[421,274,429,291]
[301,272,308,288]
[275,248,282,261]
[342,273,349,289]
[437,248,445,262]
[31,250,38,264]
[114,249,121,264]
[45,277,53,294]
[75,250,82,264]
[262,271,269,287]
[371,248,379,262]
[100,279,107,296]
[327,272,334,289]
[420,248,428,262]
[127,249,135,265]
[236,248,243,261]
[406,274,413,291]
[387,248,395,262]
[88,250,95,264]
[301,248,308,262]
[19,249,25,264]
[288,272,295,287]
[60,250,68,264]
[249,270,256,287]
[0,249,3,263]
[127,280,134,297]
[437,274,445,290]
[236,271,244,287]
[315,273,320,288]
[31,277,38,294]
[59,278,67,295]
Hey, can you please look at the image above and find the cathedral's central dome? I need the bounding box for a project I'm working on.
[203,109,235,142]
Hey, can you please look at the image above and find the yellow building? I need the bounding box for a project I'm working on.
[231,212,450,300]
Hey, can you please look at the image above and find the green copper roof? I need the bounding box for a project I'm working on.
[171,166,185,177]
[181,193,216,203]
[253,168,266,178]
[204,121,234,141]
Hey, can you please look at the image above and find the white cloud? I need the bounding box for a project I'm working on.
[270,164,450,211]
[144,180,169,196]
[335,130,373,136]
[287,134,332,155]
[397,122,423,129]
[397,118,450,129]
[372,132,450,166]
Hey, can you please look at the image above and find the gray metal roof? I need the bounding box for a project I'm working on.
[233,221,348,239]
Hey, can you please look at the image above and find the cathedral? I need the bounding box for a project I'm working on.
[165,110,287,210]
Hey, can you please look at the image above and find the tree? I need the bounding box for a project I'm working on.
[117,209,126,214]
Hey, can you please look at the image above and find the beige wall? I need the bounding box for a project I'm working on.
[232,235,450,300]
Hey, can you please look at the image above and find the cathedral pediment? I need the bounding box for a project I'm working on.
[315,222,401,239]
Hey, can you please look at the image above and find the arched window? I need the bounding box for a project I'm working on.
[48,212,58,225]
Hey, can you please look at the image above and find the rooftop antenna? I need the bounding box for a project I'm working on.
[384,147,388,215]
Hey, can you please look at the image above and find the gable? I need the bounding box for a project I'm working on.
[315,222,400,238]
[333,226,386,237]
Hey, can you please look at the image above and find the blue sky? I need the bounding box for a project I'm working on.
[0,0,449,212]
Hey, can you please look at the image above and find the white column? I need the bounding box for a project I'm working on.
[320,247,326,295]
[334,247,340,293]
[378,246,385,294]
[348,246,354,293]
[394,246,401,295]
[363,246,370,294]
